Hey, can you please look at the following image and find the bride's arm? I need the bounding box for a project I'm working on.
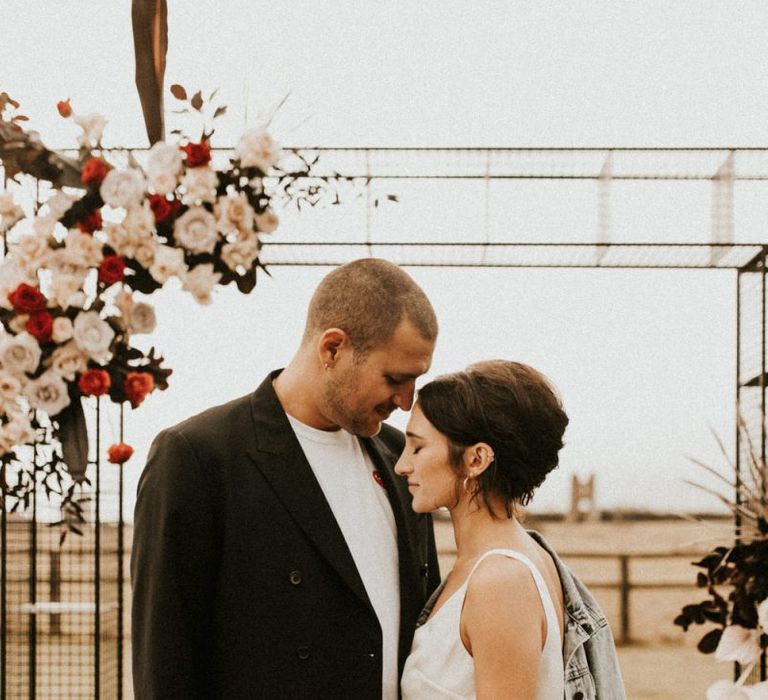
[460,558,546,700]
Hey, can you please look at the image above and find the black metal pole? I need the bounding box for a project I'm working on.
[1,459,7,700]
[761,252,767,682]
[117,403,124,700]
[735,270,743,684]
[29,436,38,700]
[94,399,101,700]
[736,270,742,541]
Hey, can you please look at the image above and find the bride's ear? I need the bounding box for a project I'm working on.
[462,442,495,478]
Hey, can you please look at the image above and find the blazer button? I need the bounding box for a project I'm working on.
[289,570,302,585]
[297,646,311,660]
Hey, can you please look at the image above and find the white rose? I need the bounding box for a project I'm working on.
[221,237,260,271]
[73,113,107,148]
[181,263,221,305]
[32,215,58,238]
[49,273,86,310]
[10,231,52,276]
[254,208,279,234]
[0,260,30,310]
[67,292,87,309]
[706,679,768,700]
[0,371,24,401]
[148,172,178,196]
[215,192,255,236]
[25,370,71,417]
[45,191,76,220]
[149,245,188,283]
[181,167,218,203]
[0,333,41,375]
[123,201,156,236]
[174,207,219,254]
[707,681,745,700]
[234,129,281,171]
[128,302,157,334]
[114,289,135,318]
[73,311,115,361]
[100,168,146,209]
[65,230,104,267]
[758,599,768,637]
[146,141,184,177]
[0,191,25,233]
[2,410,35,446]
[49,340,89,381]
[134,239,157,268]
[51,317,74,344]
[8,314,28,334]
[715,625,761,666]
[49,248,88,277]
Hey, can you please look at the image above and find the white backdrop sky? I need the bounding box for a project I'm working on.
[5,1,767,515]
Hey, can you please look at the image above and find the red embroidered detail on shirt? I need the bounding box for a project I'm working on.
[372,469,386,490]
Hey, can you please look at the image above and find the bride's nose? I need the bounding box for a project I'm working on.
[394,456,411,476]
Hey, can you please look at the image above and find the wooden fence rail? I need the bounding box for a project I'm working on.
[7,548,706,646]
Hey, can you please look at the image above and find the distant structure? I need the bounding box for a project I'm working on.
[569,473,597,521]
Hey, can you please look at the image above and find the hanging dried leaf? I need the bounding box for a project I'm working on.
[170,84,188,100]
[697,628,722,654]
[213,106,227,119]
[191,91,203,111]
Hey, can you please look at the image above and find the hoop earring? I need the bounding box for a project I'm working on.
[462,476,472,494]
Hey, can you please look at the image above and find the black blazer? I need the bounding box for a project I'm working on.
[131,371,441,699]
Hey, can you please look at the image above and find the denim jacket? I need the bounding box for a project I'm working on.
[414,530,626,700]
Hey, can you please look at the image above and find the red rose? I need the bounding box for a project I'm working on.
[78,209,103,234]
[57,99,72,118]
[8,283,46,313]
[25,311,54,343]
[78,368,111,397]
[181,141,211,167]
[107,442,134,464]
[99,256,126,286]
[81,157,110,187]
[124,371,155,408]
[148,194,181,224]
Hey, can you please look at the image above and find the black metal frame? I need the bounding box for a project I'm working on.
[1,147,766,696]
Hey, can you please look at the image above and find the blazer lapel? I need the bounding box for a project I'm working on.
[245,372,373,613]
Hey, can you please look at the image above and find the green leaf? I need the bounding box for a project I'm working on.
[170,84,188,100]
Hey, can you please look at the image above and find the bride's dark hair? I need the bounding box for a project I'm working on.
[417,360,569,518]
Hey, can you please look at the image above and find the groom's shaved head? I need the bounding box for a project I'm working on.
[303,258,437,356]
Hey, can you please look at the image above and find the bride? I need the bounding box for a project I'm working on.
[395,360,625,699]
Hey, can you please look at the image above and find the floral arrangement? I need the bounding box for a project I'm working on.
[0,86,334,533]
[675,425,768,699]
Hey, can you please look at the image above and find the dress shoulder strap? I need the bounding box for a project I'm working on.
[463,548,562,647]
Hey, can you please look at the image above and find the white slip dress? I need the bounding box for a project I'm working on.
[401,548,566,700]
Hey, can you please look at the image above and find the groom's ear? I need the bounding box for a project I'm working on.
[463,442,496,477]
[318,328,349,366]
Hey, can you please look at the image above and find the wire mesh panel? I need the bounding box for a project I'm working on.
[0,415,123,698]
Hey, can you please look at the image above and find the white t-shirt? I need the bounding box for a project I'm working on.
[287,415,400,700]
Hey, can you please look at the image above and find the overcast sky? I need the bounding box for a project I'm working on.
[6,1,768,517]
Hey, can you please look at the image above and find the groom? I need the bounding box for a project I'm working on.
[131,258,442,699]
